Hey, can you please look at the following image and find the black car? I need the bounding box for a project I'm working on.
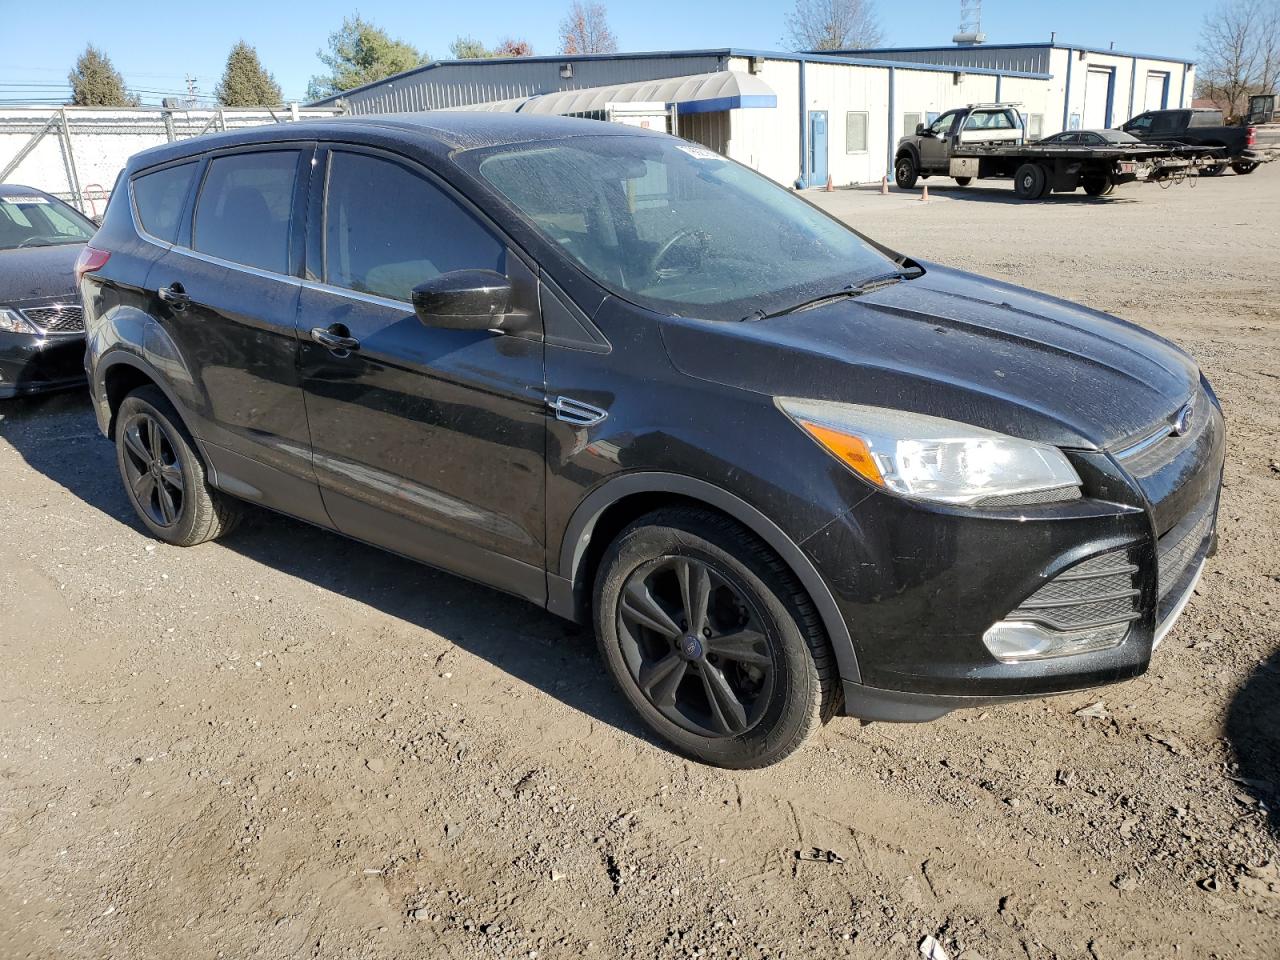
[0,185,97,398]
[78,115,1224,768]
[1037,129,1142,146]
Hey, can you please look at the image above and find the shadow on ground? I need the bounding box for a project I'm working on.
[1226,649,1280,840]
[0,389,659,749]
[895,183,1142,205]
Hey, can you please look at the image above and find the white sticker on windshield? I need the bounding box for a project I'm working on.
[676,144,724,161]
[4,195,49,204]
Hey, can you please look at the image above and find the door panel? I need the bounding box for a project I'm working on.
[808,111,828,186]
[298,146,546,600]
[1083,68,1114,129]
[147,146,327,525]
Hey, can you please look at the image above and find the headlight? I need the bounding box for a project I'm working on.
[0,308,36,334]
[776,397,1082,506]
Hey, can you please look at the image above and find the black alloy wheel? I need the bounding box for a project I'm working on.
[114,385,242,547]
[120,410,185,528]
[617,556,774,738]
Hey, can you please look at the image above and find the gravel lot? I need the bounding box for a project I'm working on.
[2,169,1278,960]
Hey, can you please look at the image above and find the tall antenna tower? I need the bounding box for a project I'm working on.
[953,0,986,45]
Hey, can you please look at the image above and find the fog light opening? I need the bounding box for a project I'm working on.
[982,620,1128,663]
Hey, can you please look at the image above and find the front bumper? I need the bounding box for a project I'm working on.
[0,330,87,398]
[806,389,1225,721]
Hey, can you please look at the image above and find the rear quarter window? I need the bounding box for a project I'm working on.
[192,150,299,274]
[1189,111,1224,127]
[132,162,198,243]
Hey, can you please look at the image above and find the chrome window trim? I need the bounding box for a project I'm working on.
[299,278,411,311]
[165,244,303,287]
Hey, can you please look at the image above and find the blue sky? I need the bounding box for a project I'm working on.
[0,0,1209,105]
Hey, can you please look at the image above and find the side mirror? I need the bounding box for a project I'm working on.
[412,269,511,331]
[916,123,927,136]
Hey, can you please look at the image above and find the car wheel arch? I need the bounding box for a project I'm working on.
[99,354,202,458]
[553,472,861,685]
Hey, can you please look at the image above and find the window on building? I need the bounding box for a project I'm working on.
[845,111,869,153]
[193,151,298,274]
[132,162,198,243]
[323,150,505,303]
[903,112,923,135]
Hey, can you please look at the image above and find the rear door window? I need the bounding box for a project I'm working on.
[322,150,504,302]
[192,150,299,274]
[132,162,198,242]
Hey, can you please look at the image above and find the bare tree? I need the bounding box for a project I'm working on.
[1196,0,1280,118]
[786,0,883,52]
[558,1,618,55]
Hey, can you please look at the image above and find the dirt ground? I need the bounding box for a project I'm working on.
[2,168,1278,960]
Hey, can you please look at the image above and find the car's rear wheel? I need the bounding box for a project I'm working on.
[954,176,973,186]
[894,155,919,189]
[115,386,241,546]
[1083,175,1115,196]
[1014,162,1047,200]
[593,507,838,768]
[1232,161,1258,175]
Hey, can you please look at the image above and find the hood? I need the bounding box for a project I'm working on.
[0,243,84,305]
[659,262,1199,451]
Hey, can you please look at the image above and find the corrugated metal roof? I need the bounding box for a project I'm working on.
[447,71,776,116]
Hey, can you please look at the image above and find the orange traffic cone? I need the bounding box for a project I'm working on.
[880,175,889,195]
[824,174,834,192]
[920,183,929,202]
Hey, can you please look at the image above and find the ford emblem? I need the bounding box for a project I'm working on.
[1172,403,1194,437]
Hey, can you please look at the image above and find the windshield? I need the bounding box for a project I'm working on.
[0,193,96,250]
[463,135,899,321]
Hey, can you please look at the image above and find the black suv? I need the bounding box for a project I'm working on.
[79,114,1224,768]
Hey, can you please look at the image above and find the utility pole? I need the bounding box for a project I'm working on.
[185,74,198,107]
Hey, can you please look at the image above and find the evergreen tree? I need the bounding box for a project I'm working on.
[216,41,283,107]
[68,45,139,107]
[307,15,426,99]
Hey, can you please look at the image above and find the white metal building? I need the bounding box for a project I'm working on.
[310,41,1196,188]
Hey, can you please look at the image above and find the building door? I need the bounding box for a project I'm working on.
[1083,67,1114,129]
[1145,71,1170,111]
[808,111,828,187]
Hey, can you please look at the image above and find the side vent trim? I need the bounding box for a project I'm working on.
[548,396,608,426]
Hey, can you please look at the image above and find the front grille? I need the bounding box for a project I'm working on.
[21,304,84,334]
[979,485,1083,507]
[1158,498,1214,599]
[1007,547,1140,632]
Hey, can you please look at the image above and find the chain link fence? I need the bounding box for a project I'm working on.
[0,106,343,218]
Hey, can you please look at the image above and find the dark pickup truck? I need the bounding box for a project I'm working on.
[1120,107,1279,175]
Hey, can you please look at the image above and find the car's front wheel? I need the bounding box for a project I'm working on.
[593,507,838,768]
[115,386,242,546]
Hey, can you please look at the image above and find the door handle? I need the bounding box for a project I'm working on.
[157,283,190,310]
[310,325,360,354]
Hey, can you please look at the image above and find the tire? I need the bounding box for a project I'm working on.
[593,507,838,769]
[894,154,919,189]
[115,386,242,547]
[1202,163,1226,177]
[1083,175,1115,197]
[954,176,973,186]
[1232,161,1258,175]
[1013,162,1047,200]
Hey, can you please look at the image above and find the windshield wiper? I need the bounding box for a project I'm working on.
[741,268,921,322]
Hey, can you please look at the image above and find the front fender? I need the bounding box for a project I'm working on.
[550,471,861,685]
